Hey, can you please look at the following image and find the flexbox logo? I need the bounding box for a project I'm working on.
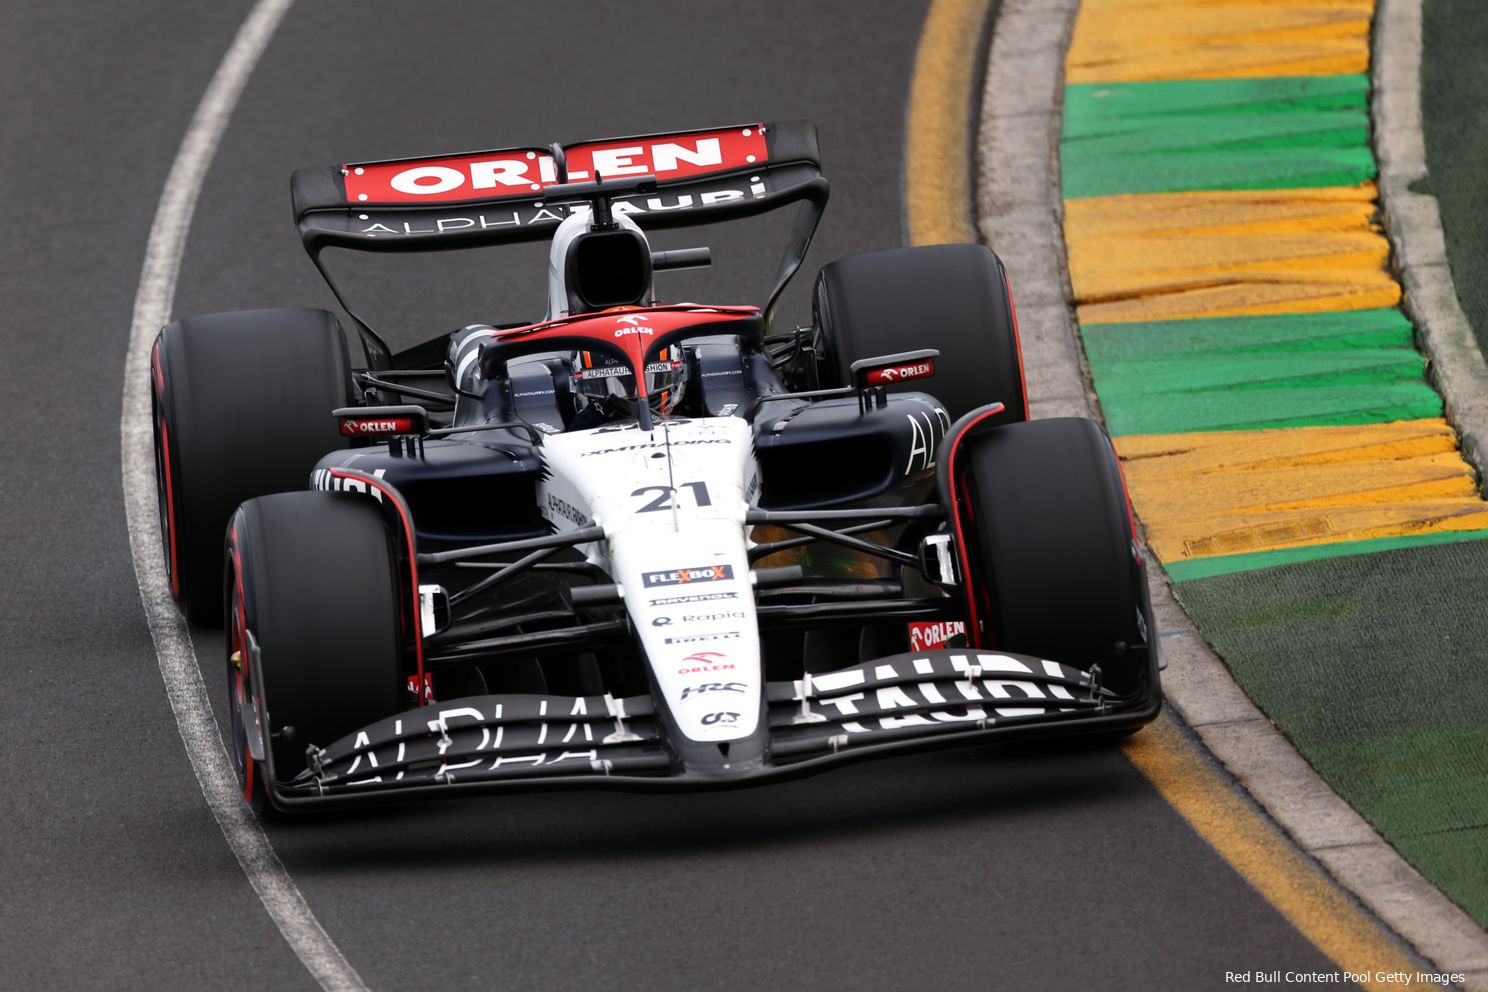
[641,565,734,587]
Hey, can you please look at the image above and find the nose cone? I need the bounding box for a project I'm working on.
[615,521,762,743]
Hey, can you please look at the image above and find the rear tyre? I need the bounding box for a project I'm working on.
[958,417,1152,696]
[813,243,1026,424]
[227,492,409,805]
[152,307,353,624]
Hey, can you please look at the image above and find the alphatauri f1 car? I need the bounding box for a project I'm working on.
[150,120,1162,812]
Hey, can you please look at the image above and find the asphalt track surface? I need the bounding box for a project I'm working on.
[1,2,1364,989]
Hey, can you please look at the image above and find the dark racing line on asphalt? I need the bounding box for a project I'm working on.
[3,2,1355,989]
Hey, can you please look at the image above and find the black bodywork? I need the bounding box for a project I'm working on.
[312,312,953,546]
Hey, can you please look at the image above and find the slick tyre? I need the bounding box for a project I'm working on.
[226,492,408,807]
[813,243,1027,424]
[958,417,1151,696]
[152,307,353,624]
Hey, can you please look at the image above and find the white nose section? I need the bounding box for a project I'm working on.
[537,417,763,743]
[614,517,760,742]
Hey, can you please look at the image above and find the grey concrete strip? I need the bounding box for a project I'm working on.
[974,0,1094,423]
[975,0,1488,985]
[1375,0,1488,484]
[1197,721,1390,852]
[1371,2,1488,981]
[1312,845,1488,972]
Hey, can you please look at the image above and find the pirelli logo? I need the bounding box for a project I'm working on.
[641,565,734,587]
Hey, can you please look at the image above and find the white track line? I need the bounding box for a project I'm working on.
[118,1,369,990]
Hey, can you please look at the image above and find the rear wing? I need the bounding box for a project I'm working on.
[291,120,826,254]
[290,120,830,366]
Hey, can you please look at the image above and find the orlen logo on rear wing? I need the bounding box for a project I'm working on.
[290,120,825,255]
[342,126,768,205]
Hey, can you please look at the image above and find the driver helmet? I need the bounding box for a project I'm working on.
[571,345,686,416]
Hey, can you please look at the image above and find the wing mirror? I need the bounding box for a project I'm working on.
[850,349,938,409]
[334,405,431,438]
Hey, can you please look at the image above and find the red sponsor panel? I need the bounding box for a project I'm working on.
[493,305,756,340]
[865,359,935,386]
[345,149,554,205]
[564,127,766,184]
[407,672,434,704]
[908,620,967,651]
[342,126,768,205]
[339,417,418,436]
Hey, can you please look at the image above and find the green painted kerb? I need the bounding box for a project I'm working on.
[1057,4,1488,939]
[1062,75,1376,199]
[1175,542,1488,927]
[1163,528,1488,582]
[1083,310,1439,436]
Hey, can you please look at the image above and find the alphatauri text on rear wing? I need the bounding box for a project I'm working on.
[291,120,826,254]
[290,120,828,367]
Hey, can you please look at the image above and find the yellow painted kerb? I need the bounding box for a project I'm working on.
[1066,0,1374,83]
[902,0,1440,985]
[1125,720,1441,991]
[1063,185,1402,324]
[905,0,993,247]
[1115,420,1488,563]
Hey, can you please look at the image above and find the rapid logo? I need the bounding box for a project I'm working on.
[642,564,734,587]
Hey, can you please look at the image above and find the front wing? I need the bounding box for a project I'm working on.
[264,649,1160,810]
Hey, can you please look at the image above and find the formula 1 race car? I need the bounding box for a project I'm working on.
[150,120,1162,812]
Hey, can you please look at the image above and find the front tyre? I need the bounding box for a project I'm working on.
[227,492,409,808]
[957,417,1156,698]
